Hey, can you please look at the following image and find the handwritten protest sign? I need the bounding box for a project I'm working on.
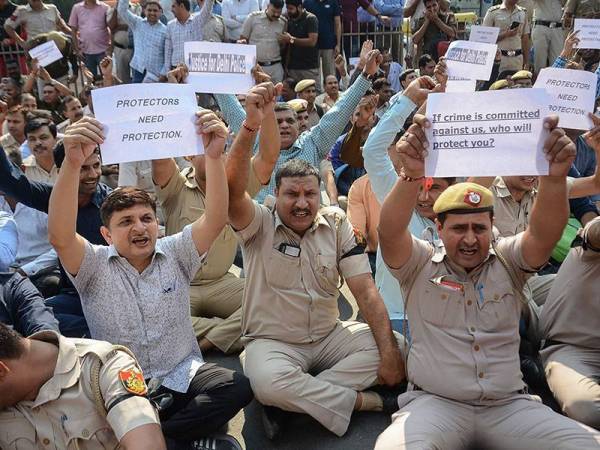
[469,25,499,44]
[92,84,202,165]
[425,89,551,177]
[28,40,63,67]
[444,40,497,81]
[534,67,596,130]
[184,41,256,94]
[446,76,477,93]
[574,18,600,49]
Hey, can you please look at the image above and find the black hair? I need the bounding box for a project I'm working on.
[174,0,191,10]
[373,77,391,91]
[0,323,25,360]
[60,95,79,113]
[270,0,285,8]
[418,54,434,68]
[275,159,321,189]
[25,117,57,139]
[399,69,416,83]
[285,0,302,6]
[100,187,157,226]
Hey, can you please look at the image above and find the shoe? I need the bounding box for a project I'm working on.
[260,404,288,440]
[372,382,408,414]
[190,434,242,450]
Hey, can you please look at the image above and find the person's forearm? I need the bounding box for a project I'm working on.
[52,79,74,96]
[4,26,24,47]
[214,94,247,135]
[227,126,256,201]
[23,73,36,93]
[48,160,81,249]
[290,36,317,47]
[380,178,419,241]
[412,21,428,44]
[435,19,455,37]
[528,176,569,255]
[334,17,341,49]
[522,35,530,67]
[117,0,135,27]
[0,147,51,212]
[366,4,381,17]
[340,124,365,168]
[202,155,228,234]
[324,172,339,204]
[198,0,215,26]
[254,109,280,184]
[71,28,80,52]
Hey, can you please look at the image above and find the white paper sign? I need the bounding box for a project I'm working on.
[574,18,600,49]
[184,41,256,94]
[425,89,551,177]
[445,40,497,81]
[28,40,62,67]
[91,84,203,165]
[534,67,596,130]
[446,76,477,92]
[469,25,500,44]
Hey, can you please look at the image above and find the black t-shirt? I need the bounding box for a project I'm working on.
[0,2,17,41]
[287,11,319,70]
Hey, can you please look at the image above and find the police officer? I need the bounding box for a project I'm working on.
[483,0,530,73]
[375,113,600,449]
[0,323,165,449]
[563,0,600,27]
[226,83,405,439]
[531,0,565,74]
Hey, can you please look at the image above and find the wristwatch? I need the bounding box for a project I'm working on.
[290,37,295,45]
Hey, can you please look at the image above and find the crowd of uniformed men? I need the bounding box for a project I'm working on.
[0,0,600,448]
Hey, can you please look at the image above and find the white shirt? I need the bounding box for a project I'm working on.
[222,0,260,40]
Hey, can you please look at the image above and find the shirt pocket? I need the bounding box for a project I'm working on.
[478,281,516,332]
[419,282,463,327]
[314,253,339,295]
[265,248,301,290]
[0,416,36,449]
[64,412,118,450]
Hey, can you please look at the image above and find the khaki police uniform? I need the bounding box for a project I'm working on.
[565,0,600,18]
[374,183,600,449]
[0,331,159,449]
[156,165,263,354]
[237,202,405,437]
[531,0,566,73]
[241,11,287,83]
[540,232,600,428]
[483,3,530,73]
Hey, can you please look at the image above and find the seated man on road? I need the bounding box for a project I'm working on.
[227,83,405,439]
[0,323,166,449]
[47,116,252,450]
[375,111,600,449]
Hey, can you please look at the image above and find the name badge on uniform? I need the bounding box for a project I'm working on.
[429,276,464,293]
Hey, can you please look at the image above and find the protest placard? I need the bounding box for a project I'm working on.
[574,18,600,49]
[28,40,63,67]
[425,89,551,177]
[91,84,202,165]
[184,41,256,94]
[534,67,596,130]
[444,40,497,81]
[469,25,500,44]
[446,76,477,93]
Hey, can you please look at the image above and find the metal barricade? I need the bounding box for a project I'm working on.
[342,20,405,64]
[0,43,28,77]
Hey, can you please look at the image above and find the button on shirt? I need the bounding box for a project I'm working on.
[0,331,160,449]
[241,10,286,63]
[237,203,371,344]
[68,225,206,392]
[387,234,535,402]
[117,0,166,76]
[216,74,372,203]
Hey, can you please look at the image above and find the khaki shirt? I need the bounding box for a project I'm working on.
[565,0,600,16]
[540,247,600,350]
[0,331,159,449]
[518,0,535,25]
[156,164,263,284]
[241,11,286,63]
[203,15,228,42]
[483,4,530,51]
[237,203,371,344]
[533,0,564,22]
[5,3,62,39]
[23,154,59,184]
[0,133,22,157]
[490,177,536,238]
[388,234,535,403]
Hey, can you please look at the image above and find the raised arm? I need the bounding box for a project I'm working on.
[227,83,278,230]
[117,0,140,29]
[48,118,104,276]
[194,0,215,29]
[253,82,282,185]
[340,95,378,168]
[4,10,26,50]
[521,117,575,268]
[38,67,74,96]
[378,114,430,270]
[190,110,229,255]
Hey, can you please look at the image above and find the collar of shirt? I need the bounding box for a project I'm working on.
[29,331,80,408]
[107,244,167,265]
[492,176,537,200]
[24,3,50,12]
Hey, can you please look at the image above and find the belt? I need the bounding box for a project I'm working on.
[541,339,566,350]
[501,49,523,57]
[114,42,133,50]
[533,19,562,28]
[258,59,281,67]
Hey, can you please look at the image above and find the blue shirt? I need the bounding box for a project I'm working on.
[574,135,600,203]
[552,55,600,99]
[0,211,17,272]
[362,95,438,320]
[216,73,372,203]
[303,0,341,49]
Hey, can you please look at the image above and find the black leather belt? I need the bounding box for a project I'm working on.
[541,339,566,350]
[258,59,281,67]
[533,20,562,28]
[501,49,523,57]
[114,42,133,50]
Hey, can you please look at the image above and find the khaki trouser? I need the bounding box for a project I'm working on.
[543,344,600,429]
[242,321,406,436]
[261,62,285,84]
[189,272,244,354]
[288,67,323,92]
[532,25,565,74]
[113,46,133,84]
[320,48,336,80]
[375,390,600,449]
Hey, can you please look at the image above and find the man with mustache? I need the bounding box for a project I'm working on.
[22,117,59,184]
[375,110,600,449]
[57,95,85,134]
[227,84,405,440]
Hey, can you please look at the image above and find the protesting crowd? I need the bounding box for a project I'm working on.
[0,0,599,448]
